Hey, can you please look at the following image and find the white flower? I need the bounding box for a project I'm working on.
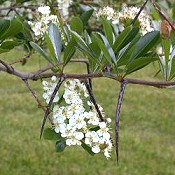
[69,114,86,129]
[63,89,82,104]
[28,6,58,38]
[51,76,57,82]
[57,0,72,18]
[85,131,100,145]
[92,145,100,153]
[66,138,81,146]
[104,148,111,159]
[38,6,51,15]
[60,124,75,138]
[54,123,66,133]
[42,80,59,104]
[96,6,116,20]
[106,118,112,123]
[84,111,100,126]
[42,78,112,158]
[73,131,84,140]
[96,4,154,35]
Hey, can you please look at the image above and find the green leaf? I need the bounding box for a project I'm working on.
[101,17,114,46]
[45,33,57,62]
[55,140,66,152]
[43,128,62,140]
[30,41,54,65]
[63,38,76,65]
[70,17,83,35]
[48,23,62,62]
[94,33,116,65]
[0,18,23,41]
[113,26,139,54]
[162,38,171,73]
[89,126,100,131]
[80,9,94,26]
[0,19,10,38]
[0,40,23,54]
[81,141,95,156]
[71,31,101,66]
[168,48,175,80]
[130,31,160,60]
[125,56,158,75]
[117,33,141,65]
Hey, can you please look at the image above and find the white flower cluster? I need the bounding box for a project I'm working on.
[42,76,59,104]
[96,4,154,35]
[57,0,73,19]
[28,6,58,38]
[42,77,113,159]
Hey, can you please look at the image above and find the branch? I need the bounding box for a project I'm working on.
[115,80,128,163]
[131,0,149,25]
[71,59,92,89]
[0,5,38,11]
[23,79,45,111]
[10,52,33,65]
[84,80,104,122]
[150,0,175,31]
[40,76,65,138]
[2,60,175,88]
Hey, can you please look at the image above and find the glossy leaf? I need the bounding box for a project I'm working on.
[117,33,141,65]
[0,19,10,39]
[43,128,62,140]
[63,39,76,65]
[126,56,158,74]
[30,41,54,65]
[45,33,57,62]
[130,31,160,60]
[0,18,23,41]
[55,140,66,152]
[0,40,23,54]
[94,32,116,65]
[113,26,139,54]
[81,141,95,156]
[168,48,175,80]
[80,9,94,26]
[70,17,83,35]
[162,38,171,72]
[101,17,114,46]
[48,23,62,62]
[71,31,101,66]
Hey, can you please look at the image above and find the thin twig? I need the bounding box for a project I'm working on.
[115,80,128,162]
[10,52,33,65]
[70,59,92,89]
[151,0,175,31]
[131,0,149,25]
[84,80,104,122]
[23,79,46,111]
[0,5,38,11]
[40,76,65,138]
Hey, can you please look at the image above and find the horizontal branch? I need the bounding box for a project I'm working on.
[1,61,175,88]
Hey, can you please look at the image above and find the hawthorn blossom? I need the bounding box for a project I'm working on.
[42,76,59,104]
[57,0,73,18]
[42,78,112,159]
[96,4,154,35]
[28,6,58,38]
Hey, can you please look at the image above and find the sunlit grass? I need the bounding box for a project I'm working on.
[0,50,175,175]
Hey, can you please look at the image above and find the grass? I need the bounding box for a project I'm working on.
[0,50,175,175]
